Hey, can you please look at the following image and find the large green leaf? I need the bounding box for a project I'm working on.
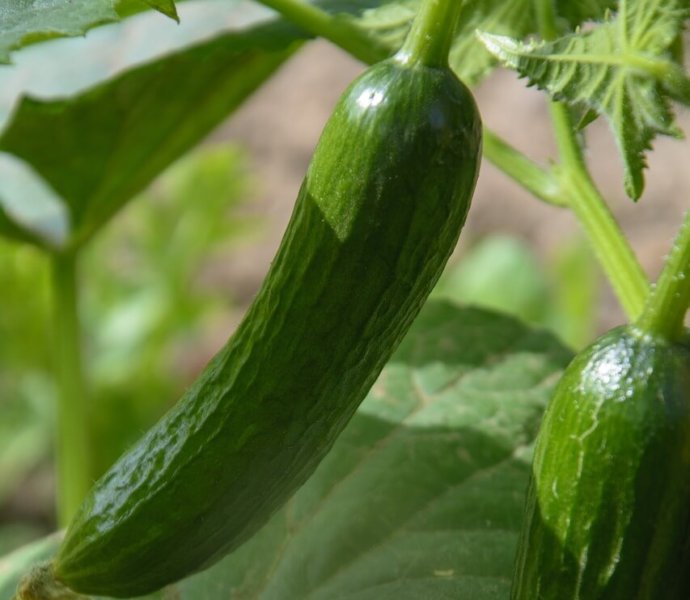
[0,0,183,63]
[478,0,690,199]
[0,0,117,64]
[0,9,305,249]
[0,302,571,599]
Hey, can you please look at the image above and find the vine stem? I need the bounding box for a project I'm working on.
[549,104,649,320]
[536,0,648,321]
[256,0,390,63]
[52,251,91,527]
[636,210,690,340]
[397,0,463,67]
[482,129,564,206]
[257,0,650,320]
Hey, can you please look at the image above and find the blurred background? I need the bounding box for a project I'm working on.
[1,0,690,558]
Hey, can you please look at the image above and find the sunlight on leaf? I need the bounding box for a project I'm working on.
[0,12,304,248]
[478,0,690,199]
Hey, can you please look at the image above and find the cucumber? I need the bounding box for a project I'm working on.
[512,326,690,599]
[46,20,481,600]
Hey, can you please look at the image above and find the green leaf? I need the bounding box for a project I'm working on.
[0,525,47,558]
[433,236,549,324]
[0,15,305,249]
[553,0,616,27]
[0,0,118,64]
[143,0,179,21]
[0,302,571,599]
[0,387,52,505]
[478,0,690,199]
[0,0,184,63]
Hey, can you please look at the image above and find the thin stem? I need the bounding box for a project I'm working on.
[257,0,390,64]
[51,251,91,527]
[636,211,690,340]
[397,0,463,67]
[482,128,565,206]
[549,101,649,320]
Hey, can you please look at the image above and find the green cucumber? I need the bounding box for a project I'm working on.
[512,325,690,599]
[34,5,481,598]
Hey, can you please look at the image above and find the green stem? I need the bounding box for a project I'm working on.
[397,0,463,67]
[256,0,390,63]
[51,251,91,527]
[534,0,649,320]
[549,93,648,321]
[482,128,565,206]
[636,211,690,340]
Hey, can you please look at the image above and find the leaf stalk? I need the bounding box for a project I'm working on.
[51,251,91,526]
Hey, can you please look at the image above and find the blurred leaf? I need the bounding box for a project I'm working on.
[543,237,599,350]
[0,384,52,505]
[0,0,117,64]
[0,525,47,558]
[0,240,54,504]
[0,0,183,63]
[83,144,257,476]
[0,15,304,249]
[0,302,571,599]
[435,235,600,351]
[0,2,279,127]
[433,236,549,324]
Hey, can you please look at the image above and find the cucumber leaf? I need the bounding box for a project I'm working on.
[0,0,182,64]
[478,0,690,199]
[0,7,305,249]
[0,302,571,599]
[0,0,118,64]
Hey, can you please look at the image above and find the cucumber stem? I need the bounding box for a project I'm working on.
[52,251,91,527]
[482,128,565,206]
[397,0,463,67]
[549,103,649,321]
[536,0,649,321]
[636,211,690,341]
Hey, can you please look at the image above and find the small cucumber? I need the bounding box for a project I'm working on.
[45,18,481,600]
[512,326,690,599]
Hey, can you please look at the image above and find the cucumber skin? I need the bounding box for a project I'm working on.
[512,326,690,600]
[54,57,482,597]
